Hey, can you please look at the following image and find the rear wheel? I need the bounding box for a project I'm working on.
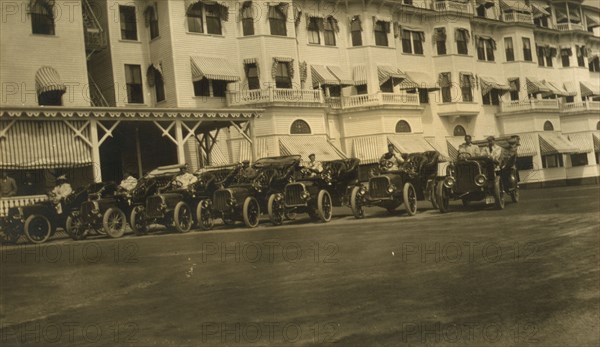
[436,180,449,213]
[494,176,505,210]
[350,186,364,219]
[66,213,86,240]
[195,200,214,231]
[317,190,333,222]
[130,206,148,235]
[174,202,193,233]
[0,221,21,244]
[403,182,418,216]
[268,194,284,226]
[242,197,260,228]
[103,207,126,238]
[24,214,52,244]
[510,188,520,203]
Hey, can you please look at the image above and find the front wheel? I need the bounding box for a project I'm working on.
[436,180,450,213]
[103,207,127,238]
[130,206,148,235]
[24,214,52,244]
[494,176,505,210]
[242,197,260,228]
[350,186,365,219]
[0,221,22,244]
[66,213,86,241]
[510,189,520,203]
[403,182,418,216]
[267,194,284,226]
[174,202,193,233]
[317,190,333,223]
[195,200,215,231]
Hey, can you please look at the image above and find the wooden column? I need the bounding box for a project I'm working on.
[89,119,102,183]
[135,126,143,178]
[175,120,186,165]
[249,119,257,162]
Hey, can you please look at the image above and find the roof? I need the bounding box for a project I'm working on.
[538,133,579,155]
[253,155,301,168]
[566,133,594,153]
[387,134,437,154]
[279,135,346,161]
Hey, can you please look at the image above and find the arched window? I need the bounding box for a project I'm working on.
[30,0,55,35]
[290,120,311,134]
[395,120,411,133]
[453,125,466,137]
[543,120,554,131]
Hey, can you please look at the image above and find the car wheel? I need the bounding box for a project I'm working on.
[403,182,418,216]
[436,180,449,213]
[195,200,214,231]
[130,205,148,235]
[24,214,52,244]
[428,180,439,210]
[510,189,520,203]
[103,207,127,238]
[242,197,260,228]
[66,213,86,241]
[267,194,284,226]
[317,190,333,223]
[494,176,505,210]
[174,202,193,233]
[0,221,22,244]
[350,186,365,219]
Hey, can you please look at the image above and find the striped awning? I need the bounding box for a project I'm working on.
[538,133,579,155]
[543,80,574,97]
[593,133,600,151]
[500,0,531,12]
[353,65,368,85]
[531,1,550,18]
[580,81,600,97]
[35,66,67,94]
[526,77,551,94]
[515,133,538,157]
[446,137,465,160]
[566,133,594,153]
[377,65,407,86]
[352,136,385,164]
[326,66,354,86]
[0,120,92,169]
[425,137,449,158]
[479,76,511,95]
[387,135,436,154]
[476,0,495,8]
[231,137,272,163]
[586,12,600,27]
[279,135,346,161]
[564,82,578,96]
[311,65,340,87]
[190,56,240,82]
[397,71,439,90]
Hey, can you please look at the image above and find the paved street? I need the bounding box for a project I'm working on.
[0,185,598,346]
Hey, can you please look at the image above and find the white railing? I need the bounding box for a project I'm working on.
[0,195,48,217]
[227,88,323,106]
[434,1,472,14]
[500,99,560,113]
[325,97,342,108]
[561,100,600,112]
[556,22,585,31]
[328,92,421,109]
[502,11,533,24]
[342,94,381,108]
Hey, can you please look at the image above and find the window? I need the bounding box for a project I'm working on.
[516,156,534,170]
[577,46,586,67]
[307,17,321,44]
[324,17,336,46]
[356,84,368,95]
[589,57,600,72]
[187,2,203,33]
[418,89,429,104]
[482,90,500,105]
[268,5,287,36]
[455,29,469,55]
[460,74,473,102]
[241,2,254,36]
[193,79,228,97]
[380,79,394,93]
[290,120,311,134]
[328,85,341,97]
[395,120,411,133]
[565,96,574,103]
[148,66,165,102]
[534,16,549,28]
[522,38,532,61]
[597,121,600,130]
[505,37,514,62]
[187,3,223,35]
[402,30,424,55]
[245,63,260,90]
[542,154,563,168]
[205,5,222,35]
[274,62,291,89]
[212,80,227,97]
[477,38,495,61]
[120,6,138,40]
[543,121,554,131]
[537,46,545,66]
[38,91,63,106]
[509,78,519,101]
[476,5,486,18]
[30,0,55,35]
[193,78,210,97]
[453,125,466,137]
[434,28,446,55]
[374,21,389,47]
[146,6,159,39]
[350,16,362,46]
[440,73,452,103]
[125,65,143,103]
[570,153,588,167]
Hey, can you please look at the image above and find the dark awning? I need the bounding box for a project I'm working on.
[377,65,407,86]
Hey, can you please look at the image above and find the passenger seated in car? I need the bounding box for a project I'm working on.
[119,171,138,191]
[380,144,404,171]
[302,154,323,177]
[174,165,198,189]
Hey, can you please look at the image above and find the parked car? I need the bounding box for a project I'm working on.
[350,151,441,218]
[435,137,520,212]
[267,158,361,224]
[207,156,302,228]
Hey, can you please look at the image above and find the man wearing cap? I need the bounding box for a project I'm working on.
[482,136,504,167]
[458,134,480,159]
[119,171,138,192]
[380,144,404,171]
[240,160,257,178]
[174,165,198,189]
[0,171,18,197]
[304,154,323,175]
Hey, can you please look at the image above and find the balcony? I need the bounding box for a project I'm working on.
[433,0,472,14]
[327,92,420,109]
[502,11,533,24]
[556,22,585,31]
[560,100,600,112]
[499,99,560,113]
[226,88,323,106]
[436,102,481,117]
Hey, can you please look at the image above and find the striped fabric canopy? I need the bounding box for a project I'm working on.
[500,0,531,12]
[377,65,407,86]
[594,133,600,152]
[580,81,600,97]
[0,120,92,169]
[353,65,368,85]
[446,137,465,160]
[526,77,551,94]
[352,136,385,164]
[387,135,436,154]
[538,133,579,155]
[479,76,511,95]
[543,80,574,96]
[515,133,538,157]
[279,135,345,161]
[397,71,439,91]
[35,66,66,94]
[326,66,353,86]
[567,133,594,153]
[190,56,240,82]
[311,65,339,87]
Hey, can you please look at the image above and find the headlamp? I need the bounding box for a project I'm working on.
[444,176,456,188]
[474,174,486,187]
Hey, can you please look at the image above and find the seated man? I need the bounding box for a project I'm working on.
[119,171,138,192]
[49,175,73,214]
[174,165,198,189]
[240,160,257,179]
[481,136,504,169]
[380,144,405,171]
[458,135,480,159]
[302,153,323,176]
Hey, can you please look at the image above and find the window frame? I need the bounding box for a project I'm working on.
[269,6,287,36]
[350,17,362,46]
[461,74,473,102]
[504,37,515,62]
[120,5,138,41]
[570,153,589,167]
[274,62,292,89]
[453,125,466,137]
[456,29,469,55]
[290,120,312,134]
[245,63,260,90]
[30,0,55,35]
[193,78,210,97]
[307,17,321,44]
[374,20,389,47]
[589,57,600,72]
[125,64,144,104]
[435,28,447,55]
[204,4,222,35]
[148,6,159,39]
[187,2,204,33]
[542,154,563,169]
[241,4,254,36]
[522,37,532,62]
[402,30,424,55]
[395,120,412,133]
[323,17,336,46]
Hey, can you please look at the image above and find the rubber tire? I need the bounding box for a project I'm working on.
[174,202,193,233]
[428,181,439,210]
[317,190,333,223]
[436,180,449,213]
[24,214,52,244]
[494,176,505,210]
[403,182,418,216]
[195,200,215,231]
[103,207,127,238]
[350,186,365,219]
[267,194,284,226]
[242,197,260,228]
[130,206,148,235]
[66,213,86,241]
[510,189,520,203]
[0,223,21,244]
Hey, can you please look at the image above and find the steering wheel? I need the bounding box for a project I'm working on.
[458,152,472,160]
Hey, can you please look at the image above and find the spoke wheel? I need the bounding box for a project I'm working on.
[350,186,365,219]
[130,206,148,235]
[0,222,22,244]
[403,182,418,216]
[195,200,214,231]
[103,207,126,238]
[242,197,260,228]
[268,194,284,226]
[317,190,333,222]
[494,176,505,210]
[174,202,193,233]
[436,180,449,213]
[510,189,520,203]
[24,214,52,244]
[66,213,86,241]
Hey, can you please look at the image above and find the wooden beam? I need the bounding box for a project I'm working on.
[63,120,92,147]
[152,120,177,144]
[181,120,203,143]
[97,120,121,146]
[0,119,16,139]
[229,121,252,143]
[89,120,102,183]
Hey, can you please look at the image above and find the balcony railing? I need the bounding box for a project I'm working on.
[560,100,600,112]
[499,99,560,113]
[0,195,48,217]
[327,92,420,109]
[556,22,585,31]
[226,87,323,106]
[502,11,533,24]
[433,0,472,14]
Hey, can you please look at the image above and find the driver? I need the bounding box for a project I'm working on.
[302,153,323,176]
[380,144,404,171]
[240,160,257,178]
[458,135,480,158]
[481,136,504,168]
[49,175,73,214]
[174,164,198,189]
[119,171,138,191]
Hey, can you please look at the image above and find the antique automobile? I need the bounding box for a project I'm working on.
[267,158,361,224]
[67,165,180,240]
[131,165,239,234]
[206,155,302,228]
[435,136,520,212]
[0,183,106,244]
[350,151,441,218]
